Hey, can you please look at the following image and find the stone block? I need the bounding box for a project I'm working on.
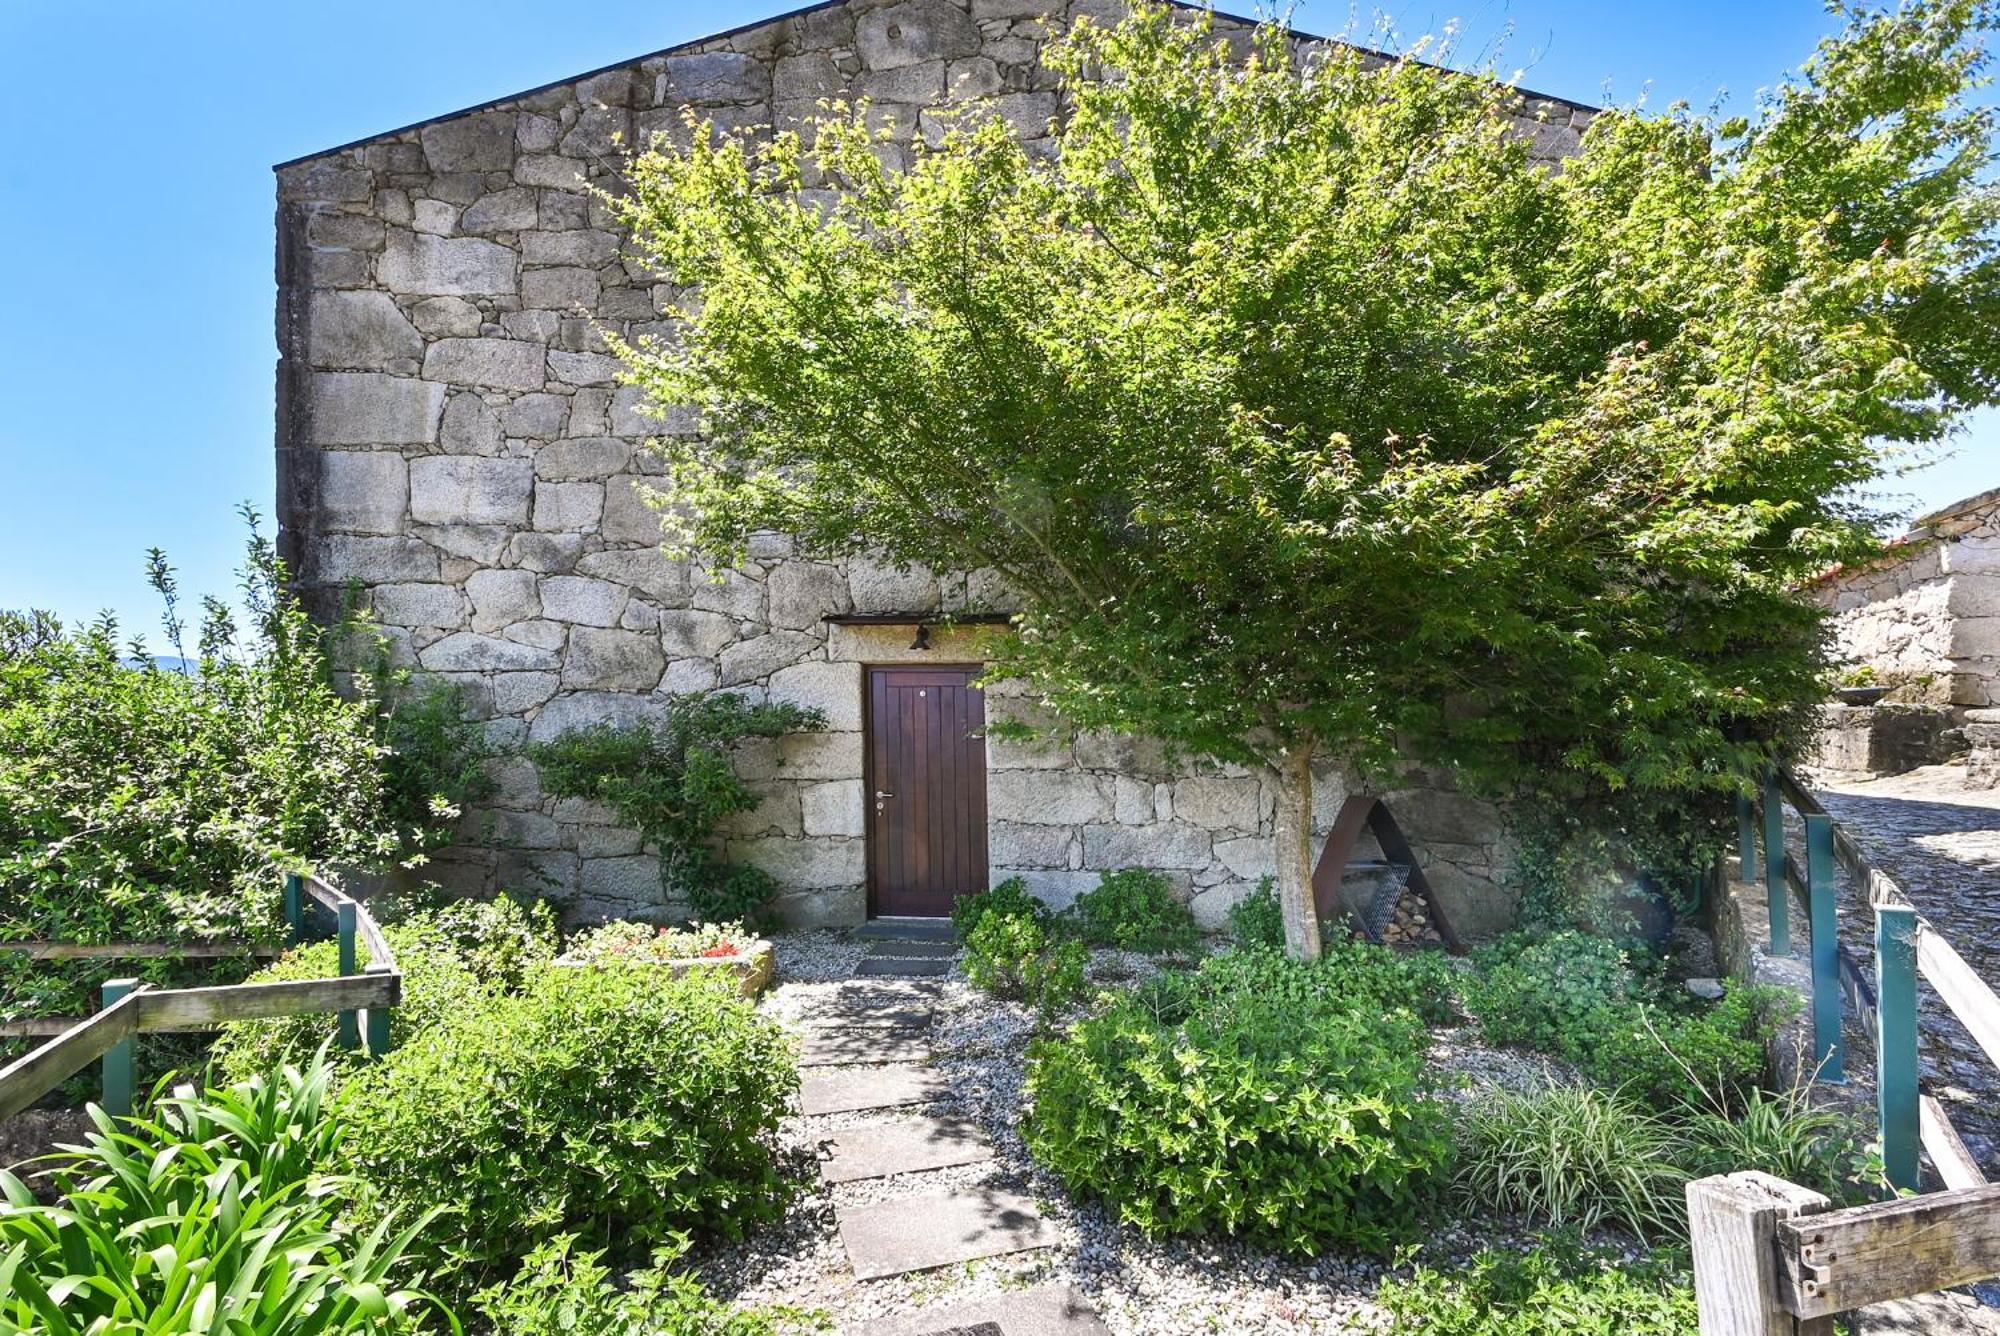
[535,437,631,482]
[371,582,464,628]
[490,671,560,714]
[506,619,569,650]
[1112,775,1152,824]
[1081,821,1213,871]
[663,51,771,103]
[311,373,445,446]
[308,534,439,584]
[514,154,588,191]
[565,626,666,690]
[521,265,602,310]
[1071,729,1172,779]
[1006,869,1100,911]
[528,689,657,744]
[660,658,720,693]
[460,186,538,233]
[560,106,631,158]
[413,522,508,565]
[768,660,863,730]
[547,349,622,387]
[423,337,547,391]
[419,631,560,672]
[409,455,533,525]
[307,291,423,370]
[802,779,866,836]
[379,230,518,296]
[581,854,663,904]
[313,450,409,534]
[858,0,982,70]
[540,575,628,627]
[410,295,482,337]
[1189,880,1256,933]
[601,474,664,545]
[775,52,845,102]
[611,384,684,436]
[577,546,690,604]
[660,607,739,659]
[440,392,502,455]
[1171,775,1266,832]
[859,61,945,102]
[412,198,460,234]
[848,556,940,613]
[521,229,620,266]
[420,112,517,172]
[1212,834,1276,881]
[988,770,1109,824]
[730,835,864,889]
[534,481,604,531]
[721,630,821,685]
[504,393,573,439]
[990,820,1073,868]
[733,730,863,781]
[690,565,768,622]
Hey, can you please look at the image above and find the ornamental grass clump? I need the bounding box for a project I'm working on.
[1025,971,1451,1253]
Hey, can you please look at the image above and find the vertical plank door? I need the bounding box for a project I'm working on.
[866,666,989,918]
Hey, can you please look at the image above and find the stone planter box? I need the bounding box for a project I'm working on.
[553,939,775,998]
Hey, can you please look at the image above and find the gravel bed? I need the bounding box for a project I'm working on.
[689,931,1628,1333]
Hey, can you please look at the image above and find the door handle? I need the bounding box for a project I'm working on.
[874,790,895,800]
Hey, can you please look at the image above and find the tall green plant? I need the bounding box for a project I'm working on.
[528,692,824,921]
[610,0,2000,957]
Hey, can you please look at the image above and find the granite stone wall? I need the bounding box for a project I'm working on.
[1814,489,2000,711]
[274,0,1589,935]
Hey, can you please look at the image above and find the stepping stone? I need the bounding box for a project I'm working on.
[799,1063,945,1116]
[857,956,954,978]
[856,920,955,943]
[821,1115,996,1183]
[852,1284,1111,1335]
[801,1028,934,1067]
[865,939,958,959]
[837,1186,1056,1279]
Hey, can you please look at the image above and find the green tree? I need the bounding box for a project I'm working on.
[609,1,2000,958]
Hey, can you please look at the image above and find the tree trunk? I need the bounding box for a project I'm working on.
[1271,740,1324,962]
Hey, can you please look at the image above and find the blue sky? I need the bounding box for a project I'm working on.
[0,0,1993,637]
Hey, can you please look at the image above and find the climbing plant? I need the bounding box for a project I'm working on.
[609,0,2000,957]
[527,692,825,921]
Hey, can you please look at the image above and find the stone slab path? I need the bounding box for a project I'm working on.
[851,1284,1113,1336]
[784,965,1105,1330]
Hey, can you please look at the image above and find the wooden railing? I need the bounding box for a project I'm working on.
[0,874,398,1121]
[1693,769,2000,1330]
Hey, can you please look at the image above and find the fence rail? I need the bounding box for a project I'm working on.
[1695,768,2000,1330]
[0,874,397,1122]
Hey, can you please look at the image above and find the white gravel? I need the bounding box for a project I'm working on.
[691,930,1606,1333]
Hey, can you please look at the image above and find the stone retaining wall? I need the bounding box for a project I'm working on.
[274,0,1589,934]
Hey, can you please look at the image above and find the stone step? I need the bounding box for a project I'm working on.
[864,939,959,959]
[847,1284,1111,1335]
[800,1063,945,1117]
[855,918,955,943]
[856,956,955,978]
[801,1028,934,1068]
[820,1115,996,1184]
[837,1186,1056,1280]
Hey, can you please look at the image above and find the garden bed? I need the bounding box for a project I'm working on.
[553,922,777,998]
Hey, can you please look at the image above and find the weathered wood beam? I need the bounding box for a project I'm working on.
[133,973,397,1031]
[0,942,281,960]
[0,989,146,1121]
[1921,1096,1988,1193]
[1689,1171,1835,1335]
[1915,926,2000,1074]
[1780,1184,2000,1319]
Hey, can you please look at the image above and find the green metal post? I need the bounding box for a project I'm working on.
[1804,812,1845,1083]
[283,872,304,942]
[1763,772,1791,956]
[101,978,137,1118]
[336,901,360,1051]
[364,962,394,1056]
[1875,902,1920,1192]
[1736,793,1756,882]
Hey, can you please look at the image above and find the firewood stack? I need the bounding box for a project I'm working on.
[1379,886,1445,946]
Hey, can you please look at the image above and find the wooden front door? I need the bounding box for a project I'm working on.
[865,666,989,918]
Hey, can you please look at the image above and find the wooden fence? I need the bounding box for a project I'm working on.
[0,874,398,1121]
[1691,770,2000,1330]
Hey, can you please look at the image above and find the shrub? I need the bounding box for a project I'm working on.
[207,897,559,1085]
[337,965,796,1295]
[1455,1082,1691,1239]
[1587,984,1790,1113]
[963,910,1088,1011]
[1462,931,1638,1056]
[474,1234,821,1336]
[528,693,825,922]
[1226,876,1285,948]
[563,918,761,963]
[1061,868,1200,954]
[949,876,1050,941]
[0,1057,452,1334]
[1373,1234,1697,1335]
[1142,941,1456,1028]
[1025,983,1450,1253]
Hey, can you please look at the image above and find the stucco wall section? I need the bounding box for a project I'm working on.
[273,0,1580,934]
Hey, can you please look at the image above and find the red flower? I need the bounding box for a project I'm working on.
[700,943,740,958]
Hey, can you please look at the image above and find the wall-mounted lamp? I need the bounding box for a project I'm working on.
[909,623,932,651]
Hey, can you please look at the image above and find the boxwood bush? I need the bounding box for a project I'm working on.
[1025,967,1451,1253]
[335,964,797,1296]
[1060,868,1199,955]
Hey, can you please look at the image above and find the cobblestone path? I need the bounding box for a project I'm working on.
[1809,764,2000,1177]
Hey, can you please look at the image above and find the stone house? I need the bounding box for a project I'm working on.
[1811,486,2000,782]
[273,0,1595,934]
